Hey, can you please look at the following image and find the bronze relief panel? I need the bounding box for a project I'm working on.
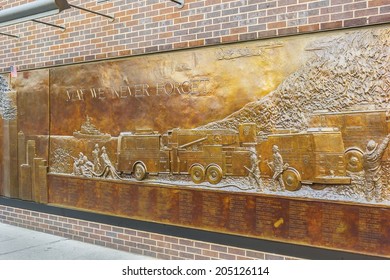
[2,25,390,257]
[48,26,390,205]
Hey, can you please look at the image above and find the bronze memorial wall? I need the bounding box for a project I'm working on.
[1,25,390,258]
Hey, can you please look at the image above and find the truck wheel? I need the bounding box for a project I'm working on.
[344,147,364,172]
[206,164,223,185]
[282,167,301,191]
[133,163,146,181]
[190,164,205,184]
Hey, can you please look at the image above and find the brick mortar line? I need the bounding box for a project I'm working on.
[2,19,389,73]
[0,205,288,260]
[0,6,387,29]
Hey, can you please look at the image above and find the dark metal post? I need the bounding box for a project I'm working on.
[0,32,19,38]
[70,4,115,22]
[169,0,185,8]
[32,19,66,31]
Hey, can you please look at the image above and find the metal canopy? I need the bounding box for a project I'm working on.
[0,0,70,28]
[0,0,183,38]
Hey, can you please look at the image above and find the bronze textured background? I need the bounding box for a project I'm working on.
[11,69,50,160]
[49,36,310,136]
[48,175,390,258]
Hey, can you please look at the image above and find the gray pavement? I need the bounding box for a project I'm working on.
[0,222,156,260]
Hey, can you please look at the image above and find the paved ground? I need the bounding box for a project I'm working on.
[0,222,156,260]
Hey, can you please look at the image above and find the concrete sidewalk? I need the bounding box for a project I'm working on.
[0,222,156,260]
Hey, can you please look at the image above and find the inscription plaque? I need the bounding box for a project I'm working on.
[98,184,117,213]
[255,197,285,238]
[156,189,174,221]
[179,191,194,225]
[322,205,349,246]
[67,180,81,206]
[202,192,223,228]
[288,201,310,241]
[48,175,390,257]
[358,208,383,252]
[117,186,138,217]
[228,196,248,231]
[137,187,156,219]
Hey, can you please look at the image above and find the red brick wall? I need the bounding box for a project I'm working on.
[0,0,389,73]
[0,204,294,260]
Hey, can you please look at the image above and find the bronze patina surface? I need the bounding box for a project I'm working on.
[48,26,390,204]
[1,25,390,257]
[49,37,307,136]
[48,175,390,257]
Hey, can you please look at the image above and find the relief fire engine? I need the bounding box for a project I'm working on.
[116,110,390,192]
[116,126,253,185]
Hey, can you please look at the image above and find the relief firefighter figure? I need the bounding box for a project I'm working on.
[363,134,390,202]
[72,152,84,175]
[100,146,122,179]
[73,152,94,177]
[92,144,102,173]
[245,148,262,191]
[100,146,112,168]
[72,145,120,179]
[266,145,287,191]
